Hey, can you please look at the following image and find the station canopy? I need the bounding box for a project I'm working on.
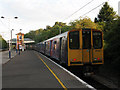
[7,38,35,44]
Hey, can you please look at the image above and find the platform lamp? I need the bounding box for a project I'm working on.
[10,29,14,58]
[1,16,18,58]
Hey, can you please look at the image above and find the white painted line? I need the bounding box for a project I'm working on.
[37,51,96,90]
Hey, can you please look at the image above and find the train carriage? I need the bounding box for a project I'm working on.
[35,28,104,73]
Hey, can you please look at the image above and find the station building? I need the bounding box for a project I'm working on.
[7,37,35,50]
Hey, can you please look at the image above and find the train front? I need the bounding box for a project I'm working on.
[68,29,104,74]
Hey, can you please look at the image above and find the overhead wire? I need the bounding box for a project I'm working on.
[62,0,94,22]
[77,0,109,20]
[62,0,109,22]
[81,2,106,17]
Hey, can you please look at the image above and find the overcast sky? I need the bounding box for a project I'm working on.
[0,0,120,40]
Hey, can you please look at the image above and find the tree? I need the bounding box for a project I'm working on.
[0,35,8,49]
[70,17,98,30]
[46,25,51,30]
[96,2,117,32]
[25,19,101,43]
[104,17,120,69]
[98,2,116,22]
[94,17,98,23]
[61,26,72,33]
[54,22,66,27]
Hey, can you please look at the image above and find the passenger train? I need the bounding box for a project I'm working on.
[33,28,104,74]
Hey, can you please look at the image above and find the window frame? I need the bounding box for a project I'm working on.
[93,31,103,49]
[69,31,80,49]
[82,31,91,49]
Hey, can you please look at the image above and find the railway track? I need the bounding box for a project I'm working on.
[47,56,115,90]
[62,66,111,90]
[79,76,112,90]
[39,52,117,90]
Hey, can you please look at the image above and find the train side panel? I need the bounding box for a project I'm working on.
[67,30,83,66]
[45,41,50,56]
[60,36,68,64]
[51,38,59,60]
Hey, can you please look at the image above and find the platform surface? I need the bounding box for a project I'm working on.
[2,50,92,89]
[1,50,17,64]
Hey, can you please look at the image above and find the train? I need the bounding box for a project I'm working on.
[33,28,104,74]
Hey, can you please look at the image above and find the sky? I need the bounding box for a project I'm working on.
[0,0,120,40]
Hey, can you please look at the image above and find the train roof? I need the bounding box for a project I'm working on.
[39,28,102,43]
[41,31,69,43]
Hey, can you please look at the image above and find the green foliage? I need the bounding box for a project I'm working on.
[70,17,99,30]
[98,2,116,22]
[24,18,101,43]
[0,35,8,49]
[94,2,120,65]
[25,22,71,43]
[61,25,72,33]
[93,2,120,74]
[104,18,120,62]
[95,2,117,32]
[94,17,98,23]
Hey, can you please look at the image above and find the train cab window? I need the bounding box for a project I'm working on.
[69,31,79,49]
[93,31,102,49]
[82,31,91,49]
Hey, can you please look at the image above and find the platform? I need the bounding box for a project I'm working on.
[2,50,94,89]
[1,50,17,64]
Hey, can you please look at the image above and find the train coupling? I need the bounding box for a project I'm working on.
[84,72,94,77]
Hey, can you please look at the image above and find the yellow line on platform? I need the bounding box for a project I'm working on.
[36,53,67,90]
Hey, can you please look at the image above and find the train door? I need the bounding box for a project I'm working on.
[92,31,103,64]
[44,42,46,54]
[68,31,83,66]
[50,40,53,56]
[82,31,91,64]
[59,37,62,61]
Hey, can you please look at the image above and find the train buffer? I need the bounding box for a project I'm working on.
[2,50,95,89]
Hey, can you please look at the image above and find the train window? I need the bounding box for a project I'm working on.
[54,41,57,44]
[93,31,102,49]
[69,31,79,49]
[82,31,91,49]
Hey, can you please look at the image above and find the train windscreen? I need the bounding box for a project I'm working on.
[69,31,79,49]
[93,31,102,49]
[82,31,91,49]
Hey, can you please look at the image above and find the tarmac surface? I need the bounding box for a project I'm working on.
[2,50,93,89]
[1,50,17,64]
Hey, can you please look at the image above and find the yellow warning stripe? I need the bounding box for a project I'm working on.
[36,53,67,90]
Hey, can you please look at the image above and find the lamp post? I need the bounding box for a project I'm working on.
[1,16,18,58]
[10,29,14,58]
